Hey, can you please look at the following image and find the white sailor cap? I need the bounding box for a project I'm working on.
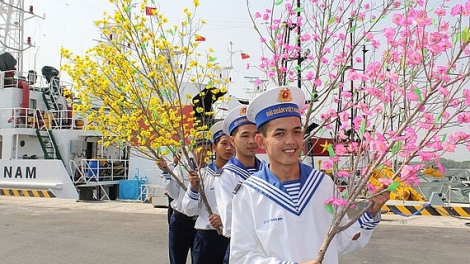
[209,121,225,142]
[222,105,255,135]
[247,86,305,128]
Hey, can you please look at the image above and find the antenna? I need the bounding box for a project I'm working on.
[0,1,44,72]
[227,41,243,69]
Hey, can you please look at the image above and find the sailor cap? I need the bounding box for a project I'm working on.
[222,105,255,135]
[247,86,305,128]
[209,121,225,142]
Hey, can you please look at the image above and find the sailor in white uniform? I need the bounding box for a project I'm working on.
[230,86,390,264]
[158,138,212,264]
[213,105,264,263]
[181,121,235,264]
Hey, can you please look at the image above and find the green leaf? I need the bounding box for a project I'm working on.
[275,0,284,5]
[387,181,400,192]
[325,203,334,214]
[462,27,470,42]
[295,65,301,71]
[350,24,357,33]
[452,32,461,45]
[434,112,441,126]
[360,119,366,134]
[441,134,447,143]
[342,191,348,199]
[391,141,402,155]
[269,40,275,49]
[375,164,384,172]
[310,91,317,100]
[300,150,304,156]
[293,7,304,13]
[327,144,335,157]
[413,87,423,103]
[328,17,336,25]
[209,56,217,62]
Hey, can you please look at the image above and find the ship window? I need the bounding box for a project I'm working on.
[30,98,37,109]
[20,140,25,147]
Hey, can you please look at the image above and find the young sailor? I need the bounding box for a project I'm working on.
[158,140,212,264]
[181,121,235,264]
[230,86,390,264]
[213,105,264,263]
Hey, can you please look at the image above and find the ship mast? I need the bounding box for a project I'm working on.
[0,0,43,72]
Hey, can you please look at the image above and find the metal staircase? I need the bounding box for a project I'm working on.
[41,78,63,128]
[35,128,63,161]
[36,86,64,163]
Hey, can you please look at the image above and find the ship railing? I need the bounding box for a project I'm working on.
[0,69,73,93]
[0,106,83,130]
[46,108,73,129]
[69,159,86,184]
[0,107,40,128]
[80,158,129,183]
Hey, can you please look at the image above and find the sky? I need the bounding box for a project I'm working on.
[22,0,265,99]
[16,0,470,162]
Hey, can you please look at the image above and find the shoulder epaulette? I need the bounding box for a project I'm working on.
[215,167,224,177]
[232,181,243,194]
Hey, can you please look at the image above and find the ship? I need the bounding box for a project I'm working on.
[0,1,130,200]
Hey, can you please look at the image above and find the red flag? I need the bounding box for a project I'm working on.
[195,35,206,41]
[241,53,250,59]
[145,6,157,15]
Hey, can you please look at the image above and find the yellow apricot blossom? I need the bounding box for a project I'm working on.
[62,0,229,164]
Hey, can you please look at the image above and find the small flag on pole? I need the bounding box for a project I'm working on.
[195,35,206,41]
[241,52,250,59]
[145,6,157,15]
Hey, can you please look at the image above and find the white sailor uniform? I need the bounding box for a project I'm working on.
[230,163,380,264]
[181,163,217,229]
[164,162,197,264]
[182,162,229,264]
[214,156,264,238]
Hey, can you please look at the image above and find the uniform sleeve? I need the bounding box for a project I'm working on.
[181,186,200,216]
[230,187,295,264]
[213,171,239,238]
[337,210,381,255]
[164,166,180,200]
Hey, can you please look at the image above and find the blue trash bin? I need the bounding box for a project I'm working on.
[119,180,145,200]
[87,160,100,179]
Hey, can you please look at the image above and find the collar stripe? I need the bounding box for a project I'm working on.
[244,169,324,216]
[298,170,324,210]
[244,178,297,215]
[224,164,251,180]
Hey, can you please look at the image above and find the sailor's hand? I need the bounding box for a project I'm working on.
[209,214,222,228]
[157,157,170,173]
[188,170,199,191]
[369,186,390,217]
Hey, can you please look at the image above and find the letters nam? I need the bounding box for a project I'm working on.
[3,166,36,179]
